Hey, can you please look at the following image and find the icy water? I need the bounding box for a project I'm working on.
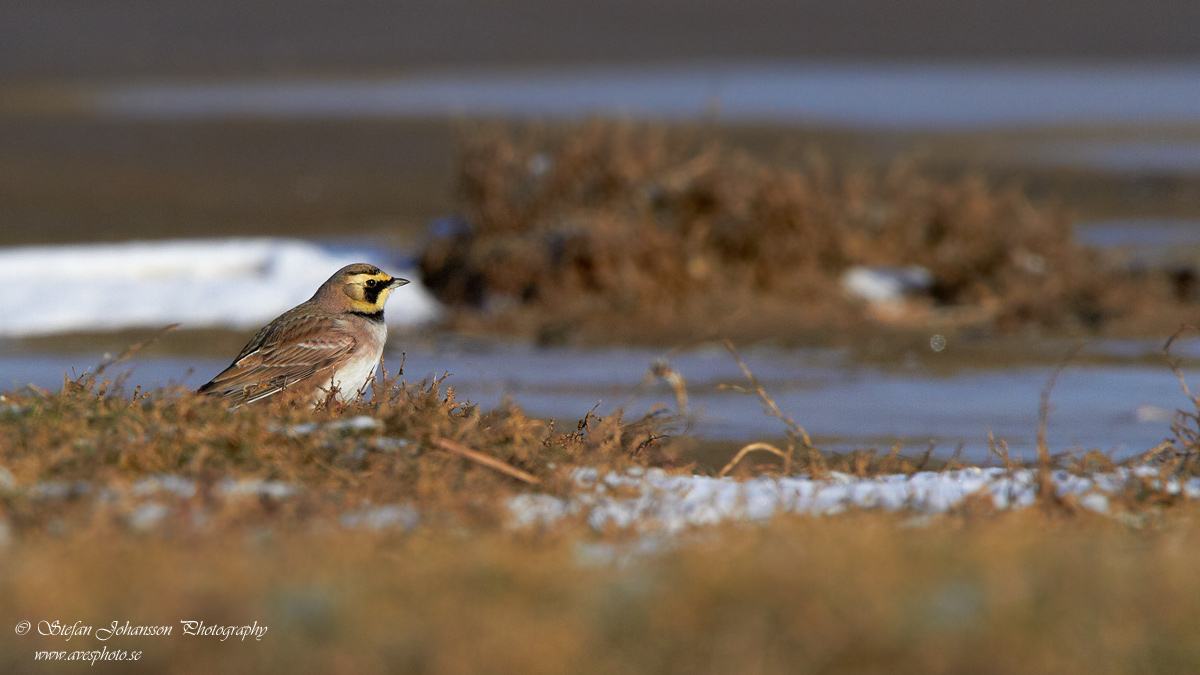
[1017,141,1200,173]
[392,341,1199,462]
[2,340,1197,463]
[1077,219,1200,268]
[61,63,1200,130]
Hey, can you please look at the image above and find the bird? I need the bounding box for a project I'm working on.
[198,263,409,406]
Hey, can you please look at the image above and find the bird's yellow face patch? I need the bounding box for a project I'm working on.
[341,272,408,313]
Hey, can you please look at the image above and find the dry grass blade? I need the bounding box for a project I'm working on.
[718,442,791,477]
[987,428,1016,472]
[92,323,181,379]
[1130,440,1172,465]
[1034,342,1084,503]
[1165,326,1200,410]
[1037,343,1084,463]
[1163,325,1200,457]
[915,442,935,472]
[434,437,542,485]
[725,341,814,449]
[944,442,967,472]
[648,359,689,415]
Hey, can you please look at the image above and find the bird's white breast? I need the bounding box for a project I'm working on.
[327,319,387,402]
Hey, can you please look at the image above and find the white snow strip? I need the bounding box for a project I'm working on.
[339,504,420,531]
[841,266,932,303]
[131,475,198,499]
[508,467,1200,532]
[284,416,383,437]
[0,238,441,336]
[214,479,301,500]
[127,503,171,531]
[6,466,1197,541]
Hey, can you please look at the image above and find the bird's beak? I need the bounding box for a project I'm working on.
[387,277,410,289]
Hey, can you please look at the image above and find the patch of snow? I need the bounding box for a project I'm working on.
[507,468,1200,532]
[842,266,933,303]
[215,479,300,500]
[286,416,383,436]
[1079,493,1110,512]
[0,238,441,337]
[508,494,580,528]
[573,536,671,567]
[339,504,420,531]
[369,437,413,453]
[131,475,197,499]
[30,481,92,500]
[1134,404,1176,424]
[127,502,171,531]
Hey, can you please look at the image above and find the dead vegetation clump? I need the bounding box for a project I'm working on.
[419,121,1172,343]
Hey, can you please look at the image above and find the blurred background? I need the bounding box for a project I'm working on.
[4,0,1200,460]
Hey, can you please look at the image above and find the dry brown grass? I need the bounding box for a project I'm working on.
[0,363,680,536]
[420,121,1193,344]
[3,508,1200,674]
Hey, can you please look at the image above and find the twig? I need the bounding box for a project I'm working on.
[579,402,601,431]
[93,323,181,379]
[1163,325,1200,457]
[987,428,1015,471]
[725,341,814,448]
[433,437,541,485]
[1131,440,1172,466]
[648,359,689,415]
[631,433,666,458]
[718,442,791,478]
[945,441,966,472]
[881,443,902,474]
[915,442,935,472]
[1037,342,1085,466]
[1165,325,1200,412]
[1034,341,1084,503]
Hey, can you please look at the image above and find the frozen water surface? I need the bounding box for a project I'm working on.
[79,63,1200,130]
[2,341,1196,462]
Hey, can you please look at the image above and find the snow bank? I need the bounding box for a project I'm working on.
[0,238,441,336]
[841,266,933,303]
[10,462,1197,537]
[509,467,1200,532]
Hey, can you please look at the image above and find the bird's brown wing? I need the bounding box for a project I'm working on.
[198,312,358,405]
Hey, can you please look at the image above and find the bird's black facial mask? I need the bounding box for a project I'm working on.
[344,274,404,307]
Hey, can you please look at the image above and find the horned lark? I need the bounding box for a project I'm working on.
[198,263,409,406]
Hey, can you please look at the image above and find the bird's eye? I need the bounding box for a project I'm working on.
[366,279,378,288]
